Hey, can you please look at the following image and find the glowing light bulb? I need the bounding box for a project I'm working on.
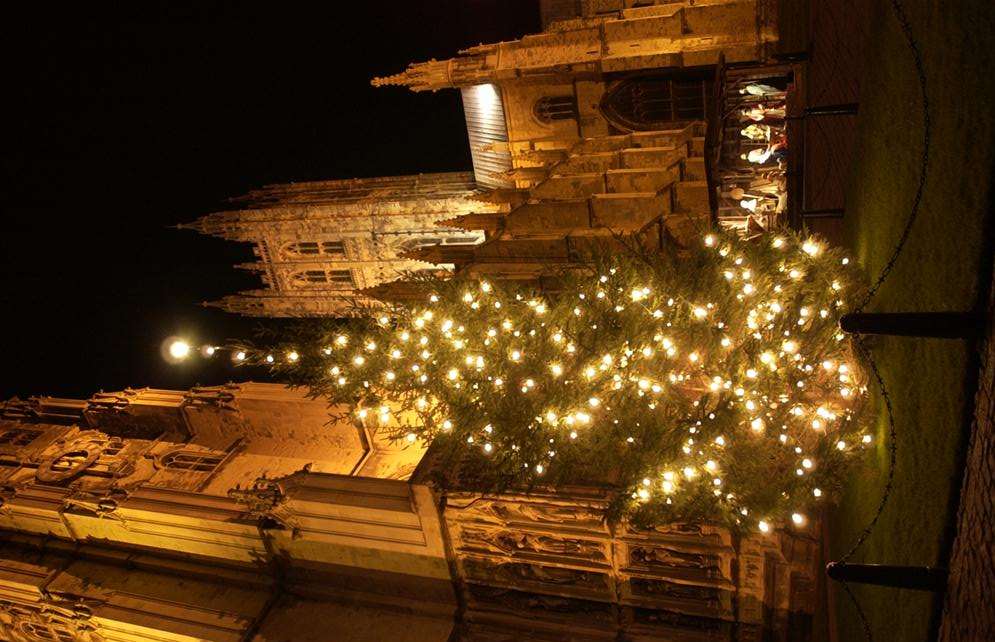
[287,351,299,362]
[791,513,805,526]
[168,340,191,360]
[758,520,770,533]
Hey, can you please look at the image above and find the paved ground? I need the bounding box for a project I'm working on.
[939,258,995,642]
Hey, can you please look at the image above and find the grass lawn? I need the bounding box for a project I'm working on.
[828,1,995,640]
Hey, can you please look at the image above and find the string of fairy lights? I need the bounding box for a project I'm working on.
[168,230,870,533]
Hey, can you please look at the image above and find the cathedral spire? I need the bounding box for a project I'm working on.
[371,59,458,92]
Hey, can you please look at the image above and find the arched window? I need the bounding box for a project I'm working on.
[443,235,483,245]
[600,70,713,132]
[534,95,577,123]
[400,234,483,253]
[291,269,354,289]
[160,450,225,472]
[283,241,346,258]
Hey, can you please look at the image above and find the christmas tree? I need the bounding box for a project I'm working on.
[245,231,868,532]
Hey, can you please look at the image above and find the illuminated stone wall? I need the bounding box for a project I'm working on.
[180,173,504,316]
[0,381,818,640]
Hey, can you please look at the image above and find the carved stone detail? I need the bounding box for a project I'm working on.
[0,600,104,642]
[628,545,723,578]
[457,526,608,564]
[449,496,608,532]
[34,431,109,484]
[462,558,611,595]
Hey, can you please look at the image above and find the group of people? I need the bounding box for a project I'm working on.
[716,75,791,232]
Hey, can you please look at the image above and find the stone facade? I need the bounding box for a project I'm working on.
[187,0,780,316]
[0,382,819,641]
[180,173,503,317]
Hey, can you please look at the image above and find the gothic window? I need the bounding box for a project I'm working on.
[160,450,225,472]
[292,269,354,288]
[400,237,441,252]
[443,235,483,245]
[321,240,345,255]
[290,241,320,255]
[600,70,713,132]
[401,235,482,253]
[283,241,347,258]
[0,428,40,447]
[534,95,577,123]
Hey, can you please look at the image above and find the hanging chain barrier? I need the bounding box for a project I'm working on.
[829,0,932,639]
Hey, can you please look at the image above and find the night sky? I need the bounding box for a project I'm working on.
[2,2,540,400]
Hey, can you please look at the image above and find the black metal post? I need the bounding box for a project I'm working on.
[805,103,859,116]
[826,562,947,592]
[786,103,860,120]
[840,312,982,339]
[801,208,845,219]
[772,51,809,63]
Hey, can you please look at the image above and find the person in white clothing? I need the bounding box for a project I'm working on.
[740,83,781,97]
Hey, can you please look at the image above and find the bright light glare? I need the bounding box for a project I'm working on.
[169,341,190,359]
[161,337,192,363]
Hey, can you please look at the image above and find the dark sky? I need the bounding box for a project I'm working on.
[1,2,540,400]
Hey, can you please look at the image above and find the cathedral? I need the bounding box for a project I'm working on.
[183,0,787,318]
[1,2,822,640]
